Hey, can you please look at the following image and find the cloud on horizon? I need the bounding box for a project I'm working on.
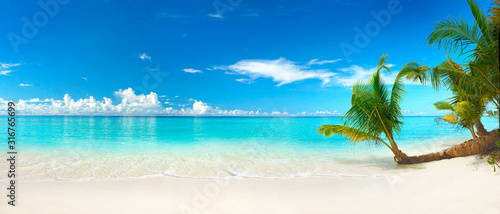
[0,88,344,116]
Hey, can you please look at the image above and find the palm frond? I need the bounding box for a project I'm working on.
[467,0,492,43]
[456,101,482,124]
[377,54,392,73]
[434,100,455,111]
[427,15,483,59]
[488,0,500,38]
[397,61,442,90]
[316,125,391,149]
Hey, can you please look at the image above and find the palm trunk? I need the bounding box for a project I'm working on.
[391,143,407,163]
[388,136,409,163]
[498,105,500,125]
[397,138,480,164]
[474,120,488,137]
[396,129,500,165]
[468,126,478,141]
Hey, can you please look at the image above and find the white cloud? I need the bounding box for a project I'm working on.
[0,88,253,116]
[1,70,13,75]
[307,58,342,65]
[0,63,20,76]
[183,68,202,74]
[414,112,427,116]
[235,78,252,84]
[1,63,20,69]
[0,88,165,116]
[208,13,223,19]
[334,64,421,87]
[19,83,33,87]
[314,110,341,116]
[138,53,152,61]
[28,98,43,103]
[336,65,378,86]
[192,100,210,114]
[0,88,347,116]
[81,77,87,80]
[19,98,45,103]
[215,58,336,86]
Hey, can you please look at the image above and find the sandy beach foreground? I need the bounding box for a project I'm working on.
[1,156,499,214]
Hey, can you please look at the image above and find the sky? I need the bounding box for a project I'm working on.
[0,0,495,116]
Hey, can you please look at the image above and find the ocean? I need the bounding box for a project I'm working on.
[2,116,498,180]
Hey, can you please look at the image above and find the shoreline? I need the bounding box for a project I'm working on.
[1,156,499,214]
[0,135,479,181]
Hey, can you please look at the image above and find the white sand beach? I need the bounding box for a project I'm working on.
[1,156,499,214]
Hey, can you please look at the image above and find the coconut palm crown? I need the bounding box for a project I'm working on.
[426,0,499,107]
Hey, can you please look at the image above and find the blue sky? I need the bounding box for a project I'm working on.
[0,0,495,116]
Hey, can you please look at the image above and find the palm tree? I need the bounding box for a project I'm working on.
[433,100,484,141]
[392,0,500,163]
[318,55,495,164]
[486,109,499,116]
[397,56,491,137]
[317,54,408,163]
[318,1,500,164]
[426,0,499,111]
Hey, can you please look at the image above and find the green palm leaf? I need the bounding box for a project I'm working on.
[434,100,456,111]
[317,125,392,150]
[456,101,482,124]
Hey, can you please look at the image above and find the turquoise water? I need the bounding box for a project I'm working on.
[1,116,498,180]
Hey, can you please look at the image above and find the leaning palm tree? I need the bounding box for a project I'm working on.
[317,54,408,163]
[318,55,495,164]
[397,56,491,137]
[390,0,500,164]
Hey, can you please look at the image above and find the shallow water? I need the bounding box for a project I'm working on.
[1,116,498,180]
